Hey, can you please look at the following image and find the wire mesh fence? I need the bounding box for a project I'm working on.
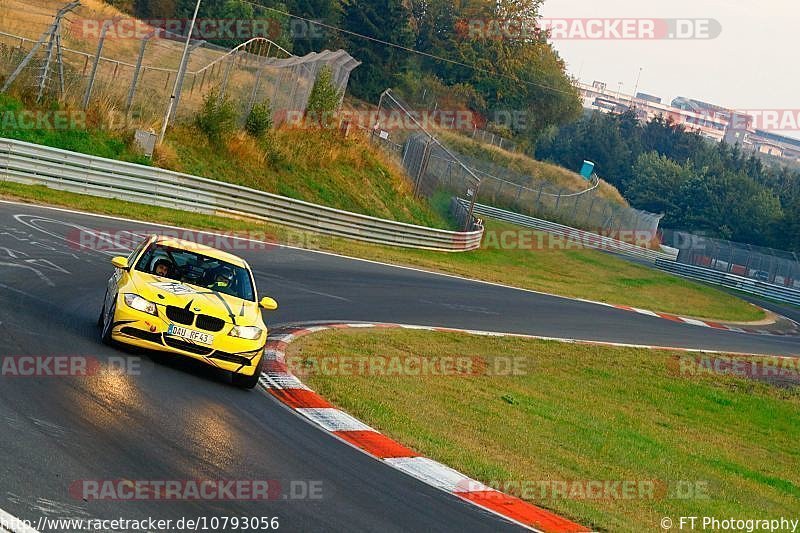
[369,90,662,238]
[663,230,800,288]
[0,0,359,129]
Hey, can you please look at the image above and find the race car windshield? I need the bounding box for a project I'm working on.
[135,243,255,301]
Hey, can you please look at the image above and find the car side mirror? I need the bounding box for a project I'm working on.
[111,256,130,270]
[259,297,278,311]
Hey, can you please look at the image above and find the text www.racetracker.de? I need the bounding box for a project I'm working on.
[2,515,281,531]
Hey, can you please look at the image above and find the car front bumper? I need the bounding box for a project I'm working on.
[110,302,265,376]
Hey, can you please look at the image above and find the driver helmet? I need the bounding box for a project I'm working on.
[212,266,235,288]
[151,257,174,278]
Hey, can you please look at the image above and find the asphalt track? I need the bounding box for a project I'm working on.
[1,201,799,532]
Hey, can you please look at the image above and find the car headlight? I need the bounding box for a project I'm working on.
[229,325,263,340]
[123,293,158,316]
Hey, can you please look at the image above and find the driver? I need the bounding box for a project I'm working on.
[208,266,235,291]
[152,258,174,278]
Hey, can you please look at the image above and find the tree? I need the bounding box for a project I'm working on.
[341,0,414,99]
[306,65,342,124]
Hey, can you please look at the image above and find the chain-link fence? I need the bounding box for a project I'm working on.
[366,89,662,238]
[0,0,359,129]
[402,133,661,236]
[469,128,517,153]
[664,230,800,288]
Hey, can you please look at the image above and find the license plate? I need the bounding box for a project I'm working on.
[167,324,214,345]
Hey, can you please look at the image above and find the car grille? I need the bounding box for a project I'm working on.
[120,327,162,343]
[196,314,225,332]
[166,305,194,325]
[163,337,213,355]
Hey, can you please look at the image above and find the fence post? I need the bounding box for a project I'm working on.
[170,40,205,125]
[219,53,236,101]
[2,1,79,95]
[82,20,112,110]
[413,137,434,198]
[571,194,581,221]
[535,183,545,212]
[585,196,596,225]
[125,32,152,114]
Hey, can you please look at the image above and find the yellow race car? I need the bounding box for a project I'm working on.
[98,235,278,389]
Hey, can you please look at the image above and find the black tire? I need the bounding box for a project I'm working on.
[97,290,108,326]
[101,298,116,345]
[232,354,264,389]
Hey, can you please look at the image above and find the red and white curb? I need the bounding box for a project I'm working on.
[259,323,596,533]
[575,300,799,337]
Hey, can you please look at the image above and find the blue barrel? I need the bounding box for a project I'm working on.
[579,160,595,180]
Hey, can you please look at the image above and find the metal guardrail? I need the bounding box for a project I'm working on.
[460,199,677,263]
[0,138,483,252]
[655,259,800,306]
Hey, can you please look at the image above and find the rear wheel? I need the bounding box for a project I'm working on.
[232,354,264,389]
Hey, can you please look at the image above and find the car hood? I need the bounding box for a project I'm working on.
[129,272,261,325]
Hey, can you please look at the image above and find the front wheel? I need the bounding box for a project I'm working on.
[232,354,264,389]
[101,298,116,345]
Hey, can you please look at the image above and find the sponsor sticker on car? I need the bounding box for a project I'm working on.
[151,281,197,295]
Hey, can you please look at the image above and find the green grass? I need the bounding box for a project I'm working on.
[0,93,450,229]
[0,180,765,322]
[0,94,151,164]
[287,328,800,532]
[437,129,627,205]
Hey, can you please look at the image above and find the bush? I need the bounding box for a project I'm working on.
[245,100,272,139]
[195,89,237,144]
[305,66,342,126]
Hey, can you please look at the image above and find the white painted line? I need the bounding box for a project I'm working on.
[267,333,295,343]
[262,373,309,390]
[679,317,709,327]
[262,348,285,360]
[295,408,375,432]
[385,457,491,493]
[0,508,40,533]
[632,307,660,317]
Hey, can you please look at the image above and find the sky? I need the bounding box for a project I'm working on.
[539,0,799,137]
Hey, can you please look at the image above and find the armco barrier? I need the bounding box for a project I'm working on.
[459,199,676,263]
[654,259,800,306]
[0,138,483,252]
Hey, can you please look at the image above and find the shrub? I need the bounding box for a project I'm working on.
[305,65,342,126]
[195,89,236,144]
[245,100,272,138]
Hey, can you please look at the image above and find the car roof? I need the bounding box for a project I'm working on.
[151,236,248,267]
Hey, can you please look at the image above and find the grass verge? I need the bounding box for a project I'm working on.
[0,180,764,322]
[0,93,450,229]
[286,327,800,531]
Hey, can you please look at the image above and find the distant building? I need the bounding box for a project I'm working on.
[636,92,661,105]
[575,82,800,161]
